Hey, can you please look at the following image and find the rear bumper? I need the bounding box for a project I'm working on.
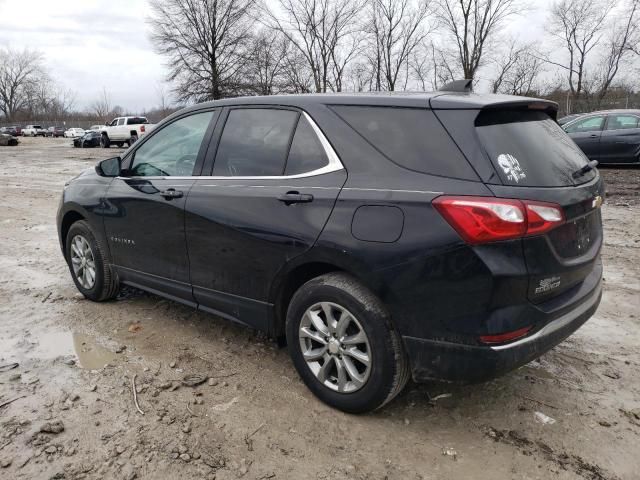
[404,269,602,384]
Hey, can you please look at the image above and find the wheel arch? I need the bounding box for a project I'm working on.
[268,251,383,340]
[60,210,86,259]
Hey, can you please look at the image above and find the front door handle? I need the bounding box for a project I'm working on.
[160,188,184,199]
[589,133,599,138]
[277,191,314,205]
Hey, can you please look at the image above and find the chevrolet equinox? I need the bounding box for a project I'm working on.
[57,88,604,413]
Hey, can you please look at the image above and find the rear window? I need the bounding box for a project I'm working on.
[127,117,148,125]
[475,110,596,187]
[330,106,478,180]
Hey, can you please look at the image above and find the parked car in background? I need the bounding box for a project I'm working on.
[0,126,18,136]
[47,126,65,137]
[562,109,640,165]
[11,126,22,136]
[73,131,101,148]
[88,125,103,132]
[23,125,46,137]
[557,113,583,126]
[99,116,154,148]
[64,128,85,138]
[58,91,604,412]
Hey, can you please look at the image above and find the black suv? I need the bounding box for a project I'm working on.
[57,91,604,413]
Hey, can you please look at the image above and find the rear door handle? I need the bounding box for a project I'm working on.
[160,188,184,199]
[277,191,314,205]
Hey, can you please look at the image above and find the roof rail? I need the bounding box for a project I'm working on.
[439,79,473,93]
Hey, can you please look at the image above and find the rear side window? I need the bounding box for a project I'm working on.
[330,106,477,180]
[284,116,328,175]
[213,109,298,176]
[606,114,639,130]
[127,117,148,125]
[476,110,595,187]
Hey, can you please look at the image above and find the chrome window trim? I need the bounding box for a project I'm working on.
[116,111,344,181]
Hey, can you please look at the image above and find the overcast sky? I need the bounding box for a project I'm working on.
[0,0,555,113]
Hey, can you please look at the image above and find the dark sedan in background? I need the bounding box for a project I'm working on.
[563,109,640,165]
[73,131,101,148]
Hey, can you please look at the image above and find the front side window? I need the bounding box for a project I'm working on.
[117,118,126,126]
[213,109,298,176]
[606,114,639,130]
[564,116,604,133]
[129,111,214,177]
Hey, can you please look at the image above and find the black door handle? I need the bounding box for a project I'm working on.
[589,134,599,138]
[277,191,314,205]
[160,188,184,199]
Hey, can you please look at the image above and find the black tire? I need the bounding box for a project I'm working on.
[101,134,110,148]
[286,272,409,413]
[129,134,138,145]
[65,220,119,302]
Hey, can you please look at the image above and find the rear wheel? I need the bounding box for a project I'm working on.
[286,273,409,413]
[65,221,119,301]
[129,133,138,145]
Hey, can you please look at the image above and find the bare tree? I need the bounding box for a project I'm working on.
[91,87,112,121]
[589,0,640,104]
[0,48,45,122]
[491,41,544,95]
[263,0,365,93]
[155,82,174,119]
[548,0,612,98]
[243,31,291,95]
[547,0,638,110]
[148,0,258,102]
[366,0,432,91]
[435,0,522,81]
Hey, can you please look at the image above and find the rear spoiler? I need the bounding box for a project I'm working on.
[429,92,558,120]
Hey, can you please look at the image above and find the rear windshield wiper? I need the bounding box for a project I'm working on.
[572,160,598,179]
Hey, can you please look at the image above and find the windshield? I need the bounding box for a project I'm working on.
[475,110,596,187]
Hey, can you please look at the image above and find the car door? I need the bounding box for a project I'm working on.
[185,107,347,330]
[102,109,218,303]
[564,115,605,160]
[598,113,640,164]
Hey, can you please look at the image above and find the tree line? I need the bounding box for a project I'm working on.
[2,0,640,124]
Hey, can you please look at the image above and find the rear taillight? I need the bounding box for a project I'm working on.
[140,125,145,133]
[433,196,564,245]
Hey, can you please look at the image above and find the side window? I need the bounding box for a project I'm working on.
[331,105,477,180]
[129,111,214,177]
[110,119,118,127]
[565,116,604,133]
[117,118,125,126]
[213,108,298,176]
[606,115,639,130]
[284,116,328,175]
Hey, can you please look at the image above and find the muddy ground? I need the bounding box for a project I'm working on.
[0,137,639,480]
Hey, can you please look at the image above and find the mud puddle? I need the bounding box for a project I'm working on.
[2,330,117,370]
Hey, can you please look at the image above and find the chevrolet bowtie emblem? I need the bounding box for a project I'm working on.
[592,195,603,209]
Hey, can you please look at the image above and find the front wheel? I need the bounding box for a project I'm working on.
[65,220,119,301]
[100,134,110,148]
[286,273,409,413]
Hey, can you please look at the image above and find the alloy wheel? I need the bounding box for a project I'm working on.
[298,302,371,393]
[70,234,96,289]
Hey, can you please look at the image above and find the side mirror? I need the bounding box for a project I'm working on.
[96,157,121,177]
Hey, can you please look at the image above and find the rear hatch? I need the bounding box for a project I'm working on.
[431,96,604,304]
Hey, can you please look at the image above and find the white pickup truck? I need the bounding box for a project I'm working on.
[99,116,154,148]
[23,125,46,137]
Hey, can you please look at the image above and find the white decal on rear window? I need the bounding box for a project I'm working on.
[497,154,526,183]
